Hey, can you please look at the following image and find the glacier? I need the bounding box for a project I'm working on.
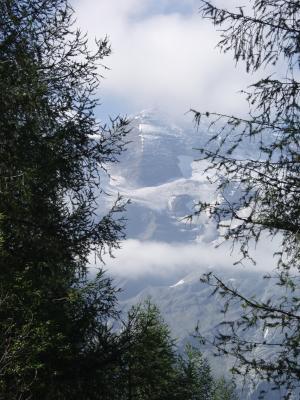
[99,109,287,400]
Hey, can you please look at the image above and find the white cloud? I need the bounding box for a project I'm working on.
[73,0,256,120]
[89,236,281,280]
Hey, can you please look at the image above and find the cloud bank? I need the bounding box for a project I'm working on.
[90,236,281,280]
[74,0,255,120]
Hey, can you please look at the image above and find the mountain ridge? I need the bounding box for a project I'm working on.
[101,110,285,399]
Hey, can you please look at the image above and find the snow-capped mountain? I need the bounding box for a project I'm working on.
[101,110,285,399]
[106,109,218,243]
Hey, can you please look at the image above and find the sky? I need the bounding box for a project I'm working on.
[73,0,253,123]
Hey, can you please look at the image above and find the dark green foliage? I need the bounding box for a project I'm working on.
[117,300,176,400]
[116,300,238,400]
[0,270,121,399]
[173,344,214,400]
[0,0,129,398]
[0,0,129,275]
[173,345,237,400]
[191,1,300,397]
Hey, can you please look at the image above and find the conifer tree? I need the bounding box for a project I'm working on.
[191,1,300,397]
[117,300,238,400]
[0,0,129,398]
[173,344,238,400]
[173,344,214,400]
[118,300,176,400]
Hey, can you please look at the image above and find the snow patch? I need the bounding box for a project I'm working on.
[170,279,185,288]
[264,328,269,339]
